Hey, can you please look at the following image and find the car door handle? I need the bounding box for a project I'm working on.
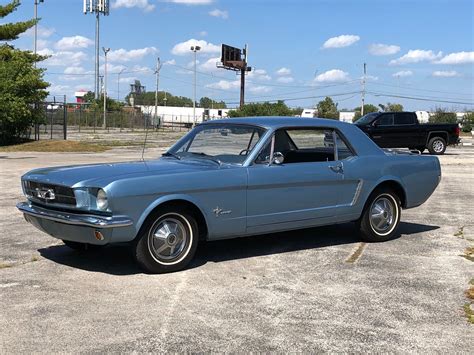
[329,163,344,174]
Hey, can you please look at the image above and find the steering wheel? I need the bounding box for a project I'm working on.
[239,149,251,156]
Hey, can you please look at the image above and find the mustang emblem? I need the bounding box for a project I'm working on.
[35,188,55,200]
[213,206,232,217]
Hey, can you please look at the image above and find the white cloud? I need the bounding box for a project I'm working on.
[48,85,71,94]
[364,75,379,81]
[322,35,360,49]
[171,39,220,55]
[392,70,413,77]
[166,0,214,4]
[435,51,474,65]
[199,56,220,72]
[247,69,271,81]
[163,59,176,65]
[249,86,271,94]
[314,69,349,82]
[112,0,155,12]
[276,67,291,76]
[432,70,459,77]
[389,49,442,65]
[36,39,49,50]
[119,77,138,84]
[100,63,128,73]
[206,80,240,90]
[276,76,294,83]
[39,49,88,67]
[199,31,208,37]
[209,9,228,19]
[64,66,87,75]
[108,47,158,62]
[55,36,93,50]
[369,43,400,56]
[24,25,55,38]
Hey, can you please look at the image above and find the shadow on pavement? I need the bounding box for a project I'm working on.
[38,221,439,276]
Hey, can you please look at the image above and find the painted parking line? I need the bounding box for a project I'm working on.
[345,242,367,263]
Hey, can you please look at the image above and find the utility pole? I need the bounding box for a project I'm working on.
[191,46,201,125]
[163,91,167,106]
[84,1,110,100]
[240,45,250,108]
[154,57,162,126]
[117,68,126,102]
[361,62,367,116]
[102,47,110,129]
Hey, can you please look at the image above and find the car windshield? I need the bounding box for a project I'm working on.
[354,112,380,126]
[165,123,266,165]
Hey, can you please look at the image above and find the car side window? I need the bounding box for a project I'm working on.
[255,128,337,164]
[394,113,415,125]
[336,131,354,160]
[376,114,394,126]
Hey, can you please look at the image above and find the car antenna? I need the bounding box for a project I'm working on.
[141,116,149,161]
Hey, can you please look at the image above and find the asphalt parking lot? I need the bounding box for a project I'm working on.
[1,143,473,352]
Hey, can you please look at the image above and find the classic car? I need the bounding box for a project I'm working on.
[17,117,442,273]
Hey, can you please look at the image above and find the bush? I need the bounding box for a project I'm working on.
[429,108,458,124]
[462,112,473,132]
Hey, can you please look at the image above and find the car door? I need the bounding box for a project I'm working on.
[392,112,421,147]
[245,127,358,234]
[369,113,395,147]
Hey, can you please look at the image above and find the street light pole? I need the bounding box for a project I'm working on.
[33,0,44,67]
[102,47,110,129]
[190,45,201,125]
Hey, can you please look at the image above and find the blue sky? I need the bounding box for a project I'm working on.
[6,0,474,110]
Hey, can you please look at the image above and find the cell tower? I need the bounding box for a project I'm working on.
[83,0,110,99]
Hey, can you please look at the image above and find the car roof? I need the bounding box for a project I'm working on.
[200,116,352,130]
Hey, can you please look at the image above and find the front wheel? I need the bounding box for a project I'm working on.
[358,189,401,242]
[427,137,446,155]
[133,208,198,273]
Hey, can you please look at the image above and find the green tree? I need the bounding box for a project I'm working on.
[316,97,339,119]
[379,102,404,112]
[353,104,379,121]
[0,0,37,41]
[228,101,293,117]
[0,1,49,145]
[125,91,194,107]
[199,97,226,109]
[429,108,458,124]
[461,112,473,132]
[82,91,124,112]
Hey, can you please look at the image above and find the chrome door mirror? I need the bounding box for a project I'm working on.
[271,152,284,165]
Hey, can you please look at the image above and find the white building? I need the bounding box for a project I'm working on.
[139,105,234,124]
[339,111,356,123]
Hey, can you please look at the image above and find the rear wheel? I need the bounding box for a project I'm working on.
[133,207,198,273]
[358,188,401,242]
[427,136,446,155]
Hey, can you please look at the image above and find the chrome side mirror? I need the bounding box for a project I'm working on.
[271,152,284,165]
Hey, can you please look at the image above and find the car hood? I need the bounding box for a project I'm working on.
[22,158,222,187]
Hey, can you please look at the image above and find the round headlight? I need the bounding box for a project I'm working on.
[96,189,108,211]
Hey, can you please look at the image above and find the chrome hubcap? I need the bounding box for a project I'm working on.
[433,140,444,153]
[149,217,187,261]
[370,197,396,234]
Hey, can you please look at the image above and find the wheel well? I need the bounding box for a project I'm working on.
[373,180,407,208]
[146,200,208,241]
[427,132,448,144]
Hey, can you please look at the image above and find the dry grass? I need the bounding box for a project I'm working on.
[0,140,109,153]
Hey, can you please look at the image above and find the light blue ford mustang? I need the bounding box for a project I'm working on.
[17,117,441,273]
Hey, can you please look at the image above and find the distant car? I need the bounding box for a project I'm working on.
[17,117,441,273]
[354,111,460,155]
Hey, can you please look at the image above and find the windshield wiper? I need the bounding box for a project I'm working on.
[162,152,181,160]
[188,152,222,165]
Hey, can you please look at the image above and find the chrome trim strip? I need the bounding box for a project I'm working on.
[17,202,133,228]
[351,180,364,206]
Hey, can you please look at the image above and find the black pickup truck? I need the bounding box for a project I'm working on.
[354,111,460,155]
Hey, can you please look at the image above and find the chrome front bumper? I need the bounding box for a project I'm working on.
[16,202,133,229]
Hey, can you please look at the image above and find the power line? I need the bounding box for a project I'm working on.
[367,91,474,105]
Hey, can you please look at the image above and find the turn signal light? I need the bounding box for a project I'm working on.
[94,230,104,241]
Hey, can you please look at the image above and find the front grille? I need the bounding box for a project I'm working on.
[23,180,76,206]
